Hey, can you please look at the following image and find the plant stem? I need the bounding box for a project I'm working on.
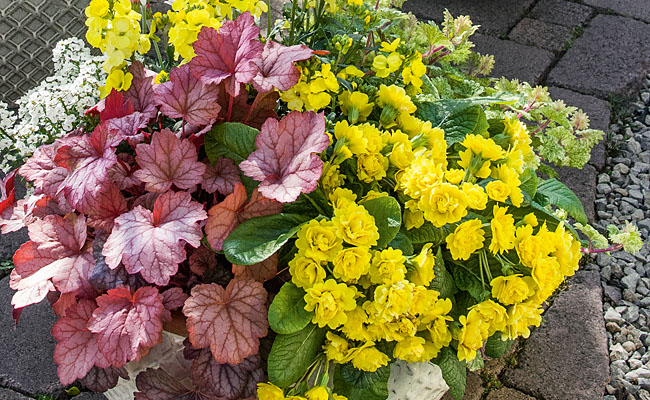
[581,243,624,254]
[304,192,326,215]
[266,0,272,38]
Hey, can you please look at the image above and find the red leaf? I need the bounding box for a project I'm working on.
[155,63,221,127]
[189,13,263,97]
[108,154,140,190]
[183,280,268,364]
[103,191,207,285]
[19,142,68,200]
[204,184,282,251]
[86,184,128,232]
[107,112,150,144]
[232,253,278,283]
[202,158,241,195]
[10,215,94,309]
[240,111,329,202]
[55,124,119,212]
[0,170,16,215]
[52,299,110,384]
[88,286,165,367]
[135,368,218,400]
[52,292,77,317]
[161,287,188,310]
[126,62,158,120]
[191,348,263,400]
[99,90,135,121]
[134,129,206,193]
[188,245,217,276]
[225,89,279,130]
[252,41,313,92]
[79,366,129,392]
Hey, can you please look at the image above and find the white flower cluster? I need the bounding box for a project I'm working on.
[0,38,106,172]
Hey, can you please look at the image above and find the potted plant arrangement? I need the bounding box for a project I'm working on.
[0,0,642,399]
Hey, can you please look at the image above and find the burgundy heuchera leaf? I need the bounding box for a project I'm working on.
[191,348,263,400]
[232,253,278,283]
[201,157,241,195]
[80,366,129,392]
[155,63,221,127]
[135,367,218,400]
[189,12,263,96]
[205,183,282,251]
[126,61,158,120]
[239,111,329,202]
[55,123,120,212]
[10,214,94,309]
[102,191,207,286]
[188,245,217,276]
[134,129,206,193]
[252,41,313,92]
[88,286,165,367]
[182,279,268,364]
[52,299,110,384]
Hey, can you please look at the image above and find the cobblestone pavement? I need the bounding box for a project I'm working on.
[1,0,650,399]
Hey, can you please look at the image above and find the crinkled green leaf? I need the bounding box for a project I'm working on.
[484,332,513,358]
[205,122,258,165]
[432,347,466,400]
[268,324,326,388]
[536,178,587,224]
[268,282,312,335]
[361,197,401,249]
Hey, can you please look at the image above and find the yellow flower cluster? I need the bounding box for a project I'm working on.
[289,196,455,373]
[371,39,427,94]
[85,0,150,96]
[165,0,268,61]
[281,63,340,112]
[258,382,347,400]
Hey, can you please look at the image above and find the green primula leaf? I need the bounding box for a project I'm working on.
[223,213,312,265]
[536,178,587,224]
[403,222,444,245]
[450,261,490,302]
[484,332,514,358]
[509,201,581,239]
[361,197,401,249]
[268,282,312,335]
[388,232,414,256]
[416,96,518,146]
[340,363,391,390]
[431,247,457,298]
[333,363,389,400]
[268,324,327,388]
[284,189,333,217]
[432,347,466,400]
[519,168,538,203]
[205,122,258,164]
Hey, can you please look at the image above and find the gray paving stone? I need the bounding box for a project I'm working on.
[548,87,611,169]
[0,388,31,400]
[401,0,535,36]
[556,164,598,223]
[486,387,536,400]
[471,34,555,85]
[502,270,610,399]
[529,0,594,28]
[0,276,62,396]
[509,18,574,52]
[547,14,650,98]
[583,0,650,23]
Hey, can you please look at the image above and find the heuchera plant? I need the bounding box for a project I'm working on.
[0,12,322,398]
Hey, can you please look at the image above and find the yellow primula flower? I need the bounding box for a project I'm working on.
[445,169,465,185]
[493,164,523,206]
[305,386,329,400]
[399,153,445,199]
[341,305,371,341]
[419,183,469,227]
[372,280,415,320]
[404,204,425,230]
[376,85,416,127]
[257,382,285,400]
[304,279,358,329]
[394,336,429,363]
[489,205,516,254]
[372,53,402,78]
[407,243,436,286]
[446,219,485,260]
[522,212,538,227]
[351,345,390,372]
[486,180,511,203]
[461,182,488,210]
[369,248,407,285]
[340,91,374,123]
[357,152,388,182]
[321,162,345,194]
[324,331,353,363]
[531,257,563,301]
[455,312,487,362]
[328,187,357,208]
[333,247,372,282]
[332,202,380,247]
[469,300,508,336]
[503,301,543,340]
[295,219,343,263]
[289,255,326,289]
[490,274,534,305]
[334,121,367,155]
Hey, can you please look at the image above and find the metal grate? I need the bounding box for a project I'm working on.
[0,0,88,106]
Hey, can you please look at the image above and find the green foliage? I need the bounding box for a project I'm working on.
[205,122,258,164]
[536,179,588,224]
[403,222,444,245]
[333,363,389,400]
[268,324,327,388]
[484,333,513,358]
[432,347,467,400]
[388,232,414,256]
[430,247,457,298]
[268,282,313,335]
[361,196,402,248]
[223,213,312,265]
[0,260,13,271]
[339,363,390,390]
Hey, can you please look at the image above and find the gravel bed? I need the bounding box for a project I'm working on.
[595,75,650,400]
